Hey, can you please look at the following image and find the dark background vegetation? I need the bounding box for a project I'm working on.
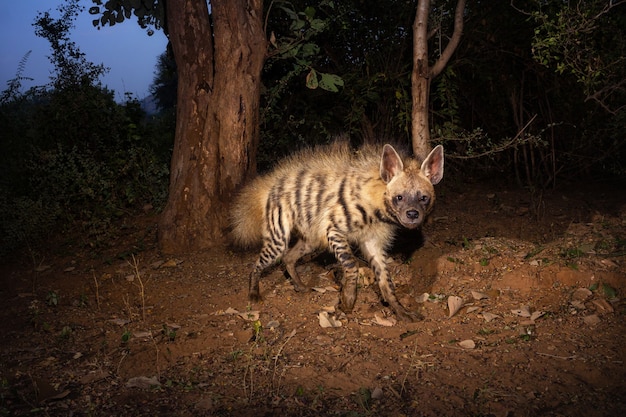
[1,0,624,256]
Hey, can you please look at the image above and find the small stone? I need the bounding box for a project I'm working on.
[583,314,601,325]
[371,387,384,400]
[571,288,592,302]
[459,339,476,349]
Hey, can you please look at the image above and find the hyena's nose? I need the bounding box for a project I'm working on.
[406,210,419,220]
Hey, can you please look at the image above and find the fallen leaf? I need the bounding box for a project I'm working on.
[80,370,109,384]
[599,258,617,268]
[511,305,531,317]
[150,260,165,269]
[238,311,260,321]
[591,299,614,314]
[34,265,51,272]
[161,259,182,268]
[219,307,259,321]
[108,318,130,326]
[530,311,546,321]
[482,312,500,322]
[34,378,70,402]
[415,293,430,303]
[126,376,161,389]
[471,291,488,300]
[447,296,464,318]
[266,320,280,329]
[373,313,397,327]
[223,307,240,315]
[318,311,342,328]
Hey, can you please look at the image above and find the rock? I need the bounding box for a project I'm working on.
[583,314,601,325]
[571,287,592,302]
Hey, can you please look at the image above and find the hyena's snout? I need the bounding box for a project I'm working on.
[406,209,420,220]
[400,207,425,229]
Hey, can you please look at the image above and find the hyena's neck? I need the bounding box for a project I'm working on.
[374,207,399,226]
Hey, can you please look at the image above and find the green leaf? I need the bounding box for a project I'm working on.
[301,43,319,57]
[318,72,343,92]
[310,19,326,31]
[291,19,305,31]
[278,5,298,21]
[602,283,617,299]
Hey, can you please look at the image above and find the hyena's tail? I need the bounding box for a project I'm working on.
[229,176,271,248]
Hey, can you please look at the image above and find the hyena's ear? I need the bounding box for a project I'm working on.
[421,145,444,185]
[380,144,404,183]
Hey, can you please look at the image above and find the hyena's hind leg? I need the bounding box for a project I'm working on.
[326,229,360,314]
[360,239,423,322]
[282,238,318,292]
[249,237,289,302]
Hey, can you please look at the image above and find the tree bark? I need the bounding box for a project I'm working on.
[411,0,432,160]
[411,0,465,159]
[158,0,266,254]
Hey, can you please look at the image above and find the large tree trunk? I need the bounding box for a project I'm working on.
[411,0,465,159]
[158,0,266,254]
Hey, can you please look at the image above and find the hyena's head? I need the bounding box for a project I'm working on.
[380,144,444,229]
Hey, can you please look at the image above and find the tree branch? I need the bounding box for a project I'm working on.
[431,0,466,77]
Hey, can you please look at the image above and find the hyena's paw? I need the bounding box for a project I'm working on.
[292,282,310,293]
[338,288,357,314]
[248,290,263,303]
[394,306,423,322]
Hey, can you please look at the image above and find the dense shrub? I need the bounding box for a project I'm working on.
[0,84,172,256]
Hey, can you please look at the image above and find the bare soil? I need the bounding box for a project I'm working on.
[1,179,625,416]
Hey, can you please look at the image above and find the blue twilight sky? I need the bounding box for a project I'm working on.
[0,0,168,101]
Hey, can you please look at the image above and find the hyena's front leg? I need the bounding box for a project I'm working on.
[327,229,360,313]
[361,240,422,322]
[282,238,316,292]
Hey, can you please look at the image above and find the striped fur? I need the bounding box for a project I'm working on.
[230,143,444,321]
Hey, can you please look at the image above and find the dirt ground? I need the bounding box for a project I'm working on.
[1,178,625,416]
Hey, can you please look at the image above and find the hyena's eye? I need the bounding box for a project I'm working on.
[395,195,403,202]
[419,195,430,204]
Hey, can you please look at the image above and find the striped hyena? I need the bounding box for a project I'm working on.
[230,142,444,321]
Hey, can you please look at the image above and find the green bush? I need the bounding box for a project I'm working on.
[0,85,172,256]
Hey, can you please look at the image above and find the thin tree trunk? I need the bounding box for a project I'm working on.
[411,0,465,159]
[158,0,266,254]
[411,0,432,160]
